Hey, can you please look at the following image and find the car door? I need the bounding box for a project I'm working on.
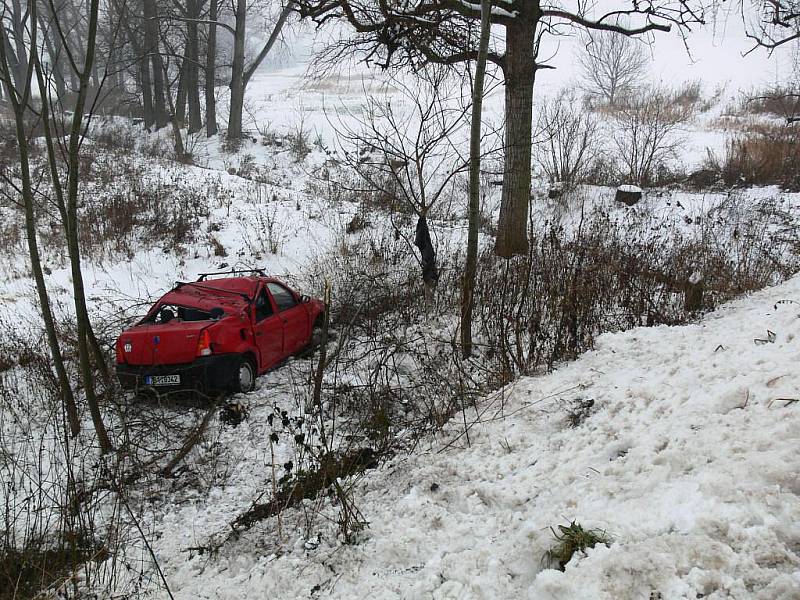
[252,286,283,372]
[267,282,309,355]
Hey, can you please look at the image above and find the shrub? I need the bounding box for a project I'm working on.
[610,86,693,186]
[88,119,137,152]
[534,89,602,190]
[736,86,800,120]
[710,124,800,190]
[543,521,612,570]
[465,191,799,380]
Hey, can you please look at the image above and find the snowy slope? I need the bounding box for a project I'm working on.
[160,273,800,600]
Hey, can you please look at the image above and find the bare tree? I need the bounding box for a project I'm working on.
[742,0,800,51]
[0,4,81,438]
[578,29,649,106]
[228,0,293,140]
[461,0,492,358]
[334,71,470,303]
[611,87,693,186]
[534,88,602,188]
[295,0,705,257]
[0,0,116,452]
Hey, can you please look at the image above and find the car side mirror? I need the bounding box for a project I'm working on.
[210,307,224,320]
[301,294,310,303]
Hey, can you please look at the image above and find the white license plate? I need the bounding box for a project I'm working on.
[145,374,181,386]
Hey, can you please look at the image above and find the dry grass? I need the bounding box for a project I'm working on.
[708,123,800,190]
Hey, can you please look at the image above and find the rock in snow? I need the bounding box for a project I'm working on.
[616,185,643,206]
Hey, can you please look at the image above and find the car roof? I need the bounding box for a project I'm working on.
[157,276,285,310]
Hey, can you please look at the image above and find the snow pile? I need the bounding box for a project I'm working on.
[161,274,800,599]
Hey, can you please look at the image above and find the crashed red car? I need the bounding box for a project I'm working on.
[116,270,325,395]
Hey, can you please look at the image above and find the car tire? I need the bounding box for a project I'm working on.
[232,356,256,394]
[300,316,325,357]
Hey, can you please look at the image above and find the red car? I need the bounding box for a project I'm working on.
[116,270,325,395]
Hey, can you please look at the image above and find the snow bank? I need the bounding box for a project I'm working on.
[162,273,800,599]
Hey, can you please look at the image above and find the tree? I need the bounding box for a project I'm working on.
[534,89,601,188]
[333,70,470,303]
[0,0,115,452]
[206,0,220,135]
[0,4,80,439]
[143,0,169,129]
[578,29,648,106]
[228,0,294,140]
[611,86,693,186]
[461,0,491,357]
[743,0,800,51]
[295,0,706,257]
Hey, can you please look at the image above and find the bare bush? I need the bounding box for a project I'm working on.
[461,192,800,378]
[743,87,800,123]
[534,89,602,189]
[611,87,694,186]
[708,124,800,190]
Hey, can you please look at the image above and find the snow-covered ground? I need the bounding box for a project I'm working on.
[2,30,800,599]
[157,272,800,600]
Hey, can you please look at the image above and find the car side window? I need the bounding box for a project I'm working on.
[267,283,298,312]
[255,288,274,322]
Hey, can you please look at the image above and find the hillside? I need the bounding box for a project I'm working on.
[149,272,800,600]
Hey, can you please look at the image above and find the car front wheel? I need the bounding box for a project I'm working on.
[232,356,256,394]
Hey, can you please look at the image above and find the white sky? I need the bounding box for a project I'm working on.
[283,4,797,94]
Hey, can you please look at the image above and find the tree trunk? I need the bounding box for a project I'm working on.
[144,0,168,129]
[186,0,202,134]
[461,0,491,358]
[227,0,247,140]
[162,62,187,157]
[205,0,218,136]
[38,13,68,104]
[0,37,19,97]
[495,13,537,258]
[139,53,154,127]
[10,0,28,93]
[65,0,114,454]
[175,59,188,126]
[228,0,292,140]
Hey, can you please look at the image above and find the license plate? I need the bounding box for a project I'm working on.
[145,374,181,386]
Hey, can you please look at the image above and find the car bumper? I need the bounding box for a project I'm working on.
[116,354,241,394]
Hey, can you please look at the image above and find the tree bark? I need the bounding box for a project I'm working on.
[139,48,154,127]
[1,37,20,96]
[175,58,188,126]
[227,0,247,140]
[144,0,168,129]
[228,0,292,140]
[205,0,218,136]
[186,0,202,133]
[161,62,187,157]
[461,0,491,357]
[495,12,537,258]
[64,0,114,453]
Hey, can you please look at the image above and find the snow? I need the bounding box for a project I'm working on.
[2,21,800,598]
[142,272,800,600]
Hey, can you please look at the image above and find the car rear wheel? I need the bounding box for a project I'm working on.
[232,356,256,394]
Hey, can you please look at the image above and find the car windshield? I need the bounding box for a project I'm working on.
[144,304,223,324]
